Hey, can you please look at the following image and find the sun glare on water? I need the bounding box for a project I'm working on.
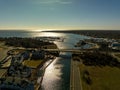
[33,29,57,32]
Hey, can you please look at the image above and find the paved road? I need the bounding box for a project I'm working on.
[44,49,94,53]
[70,59,83,90]
[111,52,120,62]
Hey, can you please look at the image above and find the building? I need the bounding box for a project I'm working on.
[109,42,120,50]
[21,51,30,60]
[0,77,34,90]
[8,63,31,78]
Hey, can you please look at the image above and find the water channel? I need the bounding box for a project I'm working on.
[38,32,89,90]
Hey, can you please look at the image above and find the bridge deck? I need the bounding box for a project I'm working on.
[44,49,93,52]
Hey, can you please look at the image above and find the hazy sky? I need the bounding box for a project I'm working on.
[0,0,120,30]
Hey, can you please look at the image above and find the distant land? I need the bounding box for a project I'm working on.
[45,30,120,39]
[0,30,120,39]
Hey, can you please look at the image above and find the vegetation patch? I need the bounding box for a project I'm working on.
[73,51,120,90]
[23,60,43,68]
[80,65,120,90]
[53,30,120,39]
[82,70,92,85]
[73,51,120,67]
[0,37,54,48]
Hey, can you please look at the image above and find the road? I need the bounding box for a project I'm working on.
[44,49,94,53]
[70,59,83,90]
[111,52,120,62]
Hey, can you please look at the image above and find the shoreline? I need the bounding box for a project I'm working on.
[33,56,56,90]
[38,56,56,90]
[43,30,120,39]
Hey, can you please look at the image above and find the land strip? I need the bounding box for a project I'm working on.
[70,58,83,90]
[72,51,120,90]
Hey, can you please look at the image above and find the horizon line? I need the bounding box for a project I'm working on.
[0,29,120,31]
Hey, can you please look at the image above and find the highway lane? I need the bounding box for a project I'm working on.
[70,59,83,90]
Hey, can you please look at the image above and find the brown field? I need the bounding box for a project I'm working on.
[23,60,43,68]
[80,64,120,90]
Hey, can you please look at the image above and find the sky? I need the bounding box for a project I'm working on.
[0,0,120,30]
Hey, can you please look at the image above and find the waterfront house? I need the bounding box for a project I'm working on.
[21,51,30,60]
[0,77,34,90]
[109,42,120,50]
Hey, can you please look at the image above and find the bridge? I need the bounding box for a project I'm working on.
[43,49,93,52]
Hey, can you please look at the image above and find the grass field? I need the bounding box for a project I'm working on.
[23,60,43,68]
[80,64,120,90]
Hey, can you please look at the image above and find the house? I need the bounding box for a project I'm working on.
[109,42,120,50]
[21,51,30,60]
[0,77,34,90]
[8,63,31,78]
